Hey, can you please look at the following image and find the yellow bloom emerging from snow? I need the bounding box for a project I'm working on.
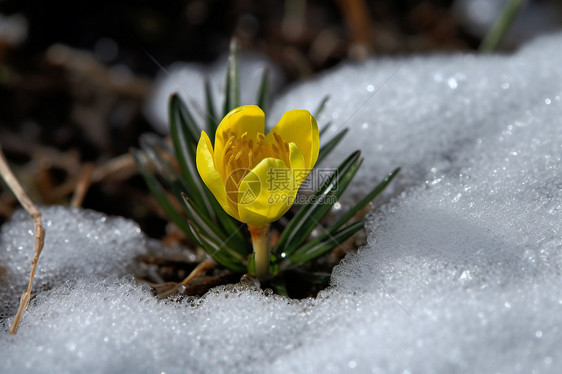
[196,105,319,227]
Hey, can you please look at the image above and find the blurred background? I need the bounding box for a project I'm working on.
[1,0,561,238]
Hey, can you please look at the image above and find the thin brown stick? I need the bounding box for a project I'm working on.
[91,153,138,183]
[0,144,45,334]
[70,162,95,207]
[151,258,216,299]
[178,258,216,287]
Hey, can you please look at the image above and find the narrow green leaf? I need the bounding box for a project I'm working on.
[247,252,279,277]
[206,194,247,243]
[232,39,240,108]
[169,94,218,215]
[287,168,399,264]
[188,222,247,273]
[171,91,246,241]
[222,60,231,117]
[270,278,289,297]
[319,121,333,138]
[204,78,218,144]
[274,151,362,255]
[313,95,329,118]
[480,0,523,53]
[132,149,195,242]
[170,94,199,147]
[180,193,225,243]
[317,128,348,165]
[289,219,364,265]
[181,193,248,260]
[140,138,208,215]
[330,167,400,231]
[256,67,269,113]
[222,39,240,116]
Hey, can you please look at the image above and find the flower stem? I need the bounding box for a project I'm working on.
[249,224,270,281]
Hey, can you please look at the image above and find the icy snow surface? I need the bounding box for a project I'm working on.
[2,34,562,373]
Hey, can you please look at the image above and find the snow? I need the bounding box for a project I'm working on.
[1,33,561,373]
[0,207,145,319]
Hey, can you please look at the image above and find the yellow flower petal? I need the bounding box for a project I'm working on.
[288,142,308,188]
[196,131,239,220]
[237,158,297,226]
[214,105,265,180]
[267,110,319,170]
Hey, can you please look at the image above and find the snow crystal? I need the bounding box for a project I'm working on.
[1,33,561,373]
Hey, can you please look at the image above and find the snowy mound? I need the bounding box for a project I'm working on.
[0,207,145,319]
[1,33,561,373]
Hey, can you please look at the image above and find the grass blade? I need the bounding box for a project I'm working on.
[313,95,329,118]
[204,78,218,144]
[480,0,524,53]
[132,149,195,241]
[223,39,240,116]
[169,94,220,215]
[317,128,348,164]
[288,168,399,264]
[288,219,364,265]
[256,67,269,113]
[319,121,333,138]
[181,193,248,259]
[274,151,362,256]
[170,94,200,148]
[188,222,247,273]
[141,136,209,216]
[330,167,400,231]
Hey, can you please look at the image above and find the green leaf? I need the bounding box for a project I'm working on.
[132,149,195,241]
[171,92,245,241]
[288,219,364,265]
[317,128,348,165]
[247,252,278,277]
[188,222,247,273]
[204,78,219,144]
[141,135,209,216]
[274,151,362,256]
[330,167,400,231]
[270,277,289,297]
[223,39,240,116]
[169,94,225,217]
[288,168,399,264]
[318,121,333,138]
[181,193,248,260]
[169,93,200,149]
[480,0,523,53]
[313,95,329,118]
[256,67,270,113]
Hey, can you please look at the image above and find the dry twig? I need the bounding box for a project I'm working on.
[70,162,95,207]
[150,258,216,299]
[0,144,45,334]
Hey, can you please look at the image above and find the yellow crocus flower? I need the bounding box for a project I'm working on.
[196,105,319,227]
[196,105,319,280]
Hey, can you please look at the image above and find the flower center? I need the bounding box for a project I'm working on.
[220,129,291,203]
